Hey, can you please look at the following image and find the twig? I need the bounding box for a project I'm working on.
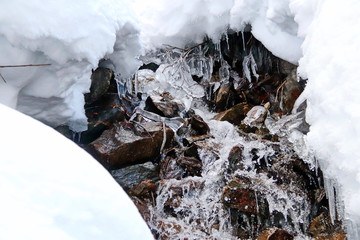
[275,79,287,102]
[0,64,51,68]
[0,73,6,83]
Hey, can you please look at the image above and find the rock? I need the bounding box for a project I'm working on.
[159,156,202,180]
[176,156,202,177]
[308,212,346,240]
[214,103,253,125]
[159,156,183,180]
[227,145,245,171]
[85,67,114,104]
[183,134,212,147]
[189,114,210,136]
[82,93,126,144]
[242,103,270,127]
[129,180,158,199]
[215,83,239,111]
[111,161,159,190]
[222,178,259,214]
[145,94,183,118]
[257,227,294,240]
[89,122,174,169]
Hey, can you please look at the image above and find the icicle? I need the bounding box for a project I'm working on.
[324,177,336,224]
[241,31,246,54]
[225,33,230,51]
[160,118,166,153]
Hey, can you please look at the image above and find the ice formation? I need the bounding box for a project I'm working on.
[0,0,141,132]
[0,104,153,239]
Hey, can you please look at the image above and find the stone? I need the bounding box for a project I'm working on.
[227,145,245,172]
[111,161,159,190]
[176,156,202,177]
[88,122,174,169]
[189,114,210,136]
[308,212,346,240]
[85,67,114,104]
[215,83,238,111]
[257,227,294,240]
[159,156,183,180]
[242,103,270,127]
[129,180,158,199]
[214,103,253,125]
[130,196,152,222]
[145,94,184,118]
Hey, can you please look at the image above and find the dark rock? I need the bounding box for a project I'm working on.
[228,145,245,171]
[85,67,114,104]
[130,196,152,222]
[189,114,210,136]
[129,180,158,199]
[183,134,212,147]
[214,103,253,125]
[257,227,294,240]
[111,161,159,190]
[176,156,202,177]
[222,178,261,214]
[159,156,183,180]
[145,94,183,118]
[308,212,346,240]
[82,93,126,144]
[89,122,174,169]
[215,83,239,111]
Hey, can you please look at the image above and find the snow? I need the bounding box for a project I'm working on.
[0,104,153,240]
[297,0,360,236]
[131,0,303,64]
[0,0,141,132]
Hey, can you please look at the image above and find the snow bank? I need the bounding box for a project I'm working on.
[0,0,141,132]
[298,0,360,236]
[0,104,153,239]
[131,0,303,64]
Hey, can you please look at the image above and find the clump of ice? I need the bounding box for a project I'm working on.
[0,0,141,132]
[0,104,153,239]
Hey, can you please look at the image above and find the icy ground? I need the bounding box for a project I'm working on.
[1,0,360,238]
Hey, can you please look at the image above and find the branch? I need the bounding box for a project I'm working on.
[0,73,6,83]
[0,64,51,68]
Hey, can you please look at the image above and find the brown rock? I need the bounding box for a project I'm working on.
[214,103,253,125]
[129,180,158,199]
[189,115,210,136]
[176,156,202,177]
[130,196,152,222]
[88,121,174,169]
[308,212,346,240]
[257,227,294,240]
[159,156,183,180]
[228,145,245,171]
[145,95,183,118]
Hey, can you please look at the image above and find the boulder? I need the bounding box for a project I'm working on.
[88,122,174,169]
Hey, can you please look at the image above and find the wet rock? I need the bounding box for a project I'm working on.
[215,83,239,111]
[308,212,346,240]
[89,122,174,169]
[85,67,114,104]
[145,94,183,118]
[183,134,212,147]
[111,161,159,190]
[129,180,158,199]
[176,156,202,177]
[242,103,270,127]
[227,145,245,171]
[189,115,210,136]
[257,227,294,240]
[159,156,183,180]
[214,103,253,125]
[82,93,126,144]
[222,178,259,214]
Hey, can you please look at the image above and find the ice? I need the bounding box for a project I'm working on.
[0,104,153,239]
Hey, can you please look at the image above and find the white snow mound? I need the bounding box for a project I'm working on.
[0,103,153,240]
